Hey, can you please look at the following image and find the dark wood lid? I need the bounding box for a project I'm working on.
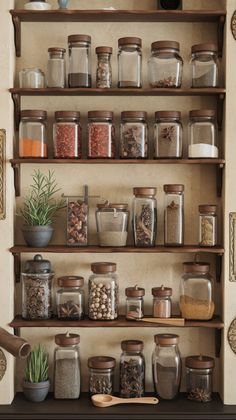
[96,203,128,210]
[48,47,66,53]
[151,41,180,51]
[121,111,147,120]
[163,184,184,193]
[133,187,157,196]
[118,37,142,46]
[155,111,181,120]
[21,110,47,119]
[58,276,84,287]
[55,332,80,346]
[88,356,116,369]
[189,109,216,118]
[152,285,172,297]
[88,111,113,120]
[55,111,80,120]
[154,334,179,345]
[95,46,113,54]
[68,34,91,43]
[125,285,145,297]
[121,340,144,352]
[183,262,210,273]
[192,43,218,53]
[199,205,217,213]
[185,355,215,369]
[91,262,116,274]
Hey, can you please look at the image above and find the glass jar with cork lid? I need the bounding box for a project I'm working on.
[53,111,82,159]
[120,111,148,159]
[191,43,219,88]
[118,37,142,88]
[68,34,91,88]
[47,47,66,88]
[154,111,182,158]
[125,286,145,320]
[96,202,129,247]
[199,205,217,247]
[132,187,157,247]
[96,46,112,88]
[188,110,218,158]
[186,355,215,402]
[87,111,115,158]
[163,184,184,246]
[120,340,145,398]
[19,110,47,158]
[56,276,85,320]
[152,285,172,318]
[88,356,116,396]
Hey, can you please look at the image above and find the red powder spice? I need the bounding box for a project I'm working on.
[54,123,81,158]
[88,123,115,158]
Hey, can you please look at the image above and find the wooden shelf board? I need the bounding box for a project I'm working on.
[10,158,225,165]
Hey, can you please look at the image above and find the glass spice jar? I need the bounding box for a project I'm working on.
[19,110,47,158]
[154,111,182,158]
[56,276,85,320]
[87,111,115,158]
[96,46,112,88]
[88,356,116,396]
[53,111,82,159]
[120,111,148,159]
[152,285,172,318]
[186,355,215,402]
[132,187,157,247]
[125,285,145,320]
[191,43,219,88]
[47,47,66,88]
[188,110,218,158]
[120,340,145,398]
[163,184,184,246]
[96,202,129,247]
[118,37,142,88]
[199,205,217,247]
[67,196,88,246]
[19,68,45,88]
[68,34,91,88]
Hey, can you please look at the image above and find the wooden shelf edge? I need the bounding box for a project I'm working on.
[10,158,226,165]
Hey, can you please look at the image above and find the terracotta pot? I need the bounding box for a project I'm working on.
[22,379,50,402]
[22,225,54,247]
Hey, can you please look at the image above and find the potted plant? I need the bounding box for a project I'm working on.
[22,344,50,402]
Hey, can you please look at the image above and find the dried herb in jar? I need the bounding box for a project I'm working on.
[135,204,156,246]
[57,301,84,319]
[22,275,53,319]
[120,358,145,398]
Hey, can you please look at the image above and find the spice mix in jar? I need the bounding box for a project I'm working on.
[154,111,182,158]
[56,275,85,320]
[152,285,172,318]
[53,111,82,159]
[199,205,217,247]
[125,285,145,320]
[96,46,112,88]
[132,187,157,247]
[87,111,115,158]
[88,356,116,396]
[120,340,145,398]
[163,184,184,246]
[186,355,215,402]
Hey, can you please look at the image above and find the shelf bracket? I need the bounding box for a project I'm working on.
[215,328,222,358]
[216,163,224,197]
[13,253,21,283]
[12,94,21,132]
[217,93,225,132]
[216,253,223,283]
[12,15,21,57]
[11,162,21,197]
[218,15,225,58]
[13,327,20,337]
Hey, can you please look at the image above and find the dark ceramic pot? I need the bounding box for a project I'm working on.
[22,225,54,247]
[22,379,50,402]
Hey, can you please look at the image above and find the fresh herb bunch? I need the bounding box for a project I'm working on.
[25,344,49,383]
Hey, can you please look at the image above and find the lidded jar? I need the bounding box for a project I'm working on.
[47,47,66,88]
[191,43,219,88]
[199,205,217,247]
[120,111,148,159]
[163,184,184,246]
[154,111,182,158]
[88,356,116,396]
[125,285,145,320]
[53,111,82,159]
[96,46,112,88]
[67,195,88,247]
[188,110,218,158]
[186,355,215,402]
[96,202,129,247]
[152,285,172,318]
[132,187,157,247]
[68,34,91,88]
[19,68,45,88]
[118,37,142,88]
[56,276,85,320]
[120,340,145,398]
[19,110,47,158]
[87,111,115,158]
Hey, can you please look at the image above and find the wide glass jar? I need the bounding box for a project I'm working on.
[68,34,91,88]
[54,333,80,399]
[152,334,181,400]
[96,202,129,247]
[19,110,47,158]
[96,46,112,88]
[125,286,145,320]
[180,262,215,320]
[56,276,85,320]
[133,187,157,247]
[53,111,81,159]
[188,110,218,158]
[88,262,118,320]
[186,355,215,402]
[47,47,66,88]
[199,205,217,247]
[148,41,183,88]
[67,196,88,246]
[19,68,45,88]
[87,111,115,158]
[154,111,182,158]
[163,184,184,246]
[152,286,172,318]
[88,356,116,396]
[120,111,148,159]
[24,0,51,10]
[118,37,142,88]
[120,340,145,398]
[191,43,219,88]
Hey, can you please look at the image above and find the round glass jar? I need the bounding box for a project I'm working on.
[88,356,116,396]
[96,46,112,88]
[53,111,82,159]
[19,110,47,158]
[47,47,66,88]
[199,205,217,247]
[188,109,218,158]
[186,355,215,402]
[118,37,142,88]
[88,262,118,320]
[163,184,184,246]
[154,111,182,158]
[56,276,85,320]
[120,340,145,398]
[68,34,91,88]
[96,203,129,247]
[132,187,157,247]
[152,285,172,318]
[120,111,148,159]
[87,111,115,158]
[125,285,145,320]
[19,68,45,88]
[191,43,219,88]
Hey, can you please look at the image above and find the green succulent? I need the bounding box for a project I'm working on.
[25,344,49,383]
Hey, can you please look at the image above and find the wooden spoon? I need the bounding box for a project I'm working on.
[91,394,159,408]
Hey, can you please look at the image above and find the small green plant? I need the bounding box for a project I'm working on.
[25,344,49,383]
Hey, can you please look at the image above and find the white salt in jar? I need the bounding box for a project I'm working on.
[188,110,218,158]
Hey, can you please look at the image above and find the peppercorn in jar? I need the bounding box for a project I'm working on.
[53,111,81,159]
[87,111,115,158]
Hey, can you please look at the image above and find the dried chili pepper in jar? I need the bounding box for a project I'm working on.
[87,111,115,158]
[53,111,81,159]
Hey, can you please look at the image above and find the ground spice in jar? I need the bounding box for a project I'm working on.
[53,111,81,159]
[199,205,217,247]
[154,111,182,158]
[87,111,115,158]
[54,358,80,399]
[180,295,215,320]
[152,285,172,318]
[166,201,180,241]
[19,138,47,157]
[67,199,88,246]
[155,363,179,399]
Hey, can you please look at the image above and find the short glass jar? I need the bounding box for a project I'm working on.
[47,47,66,88]
[125,286,145,320]
[163,184,184,246]
[120,340,145,398]
[68,34,91,88]
[188,110,218,158]
[120,111,148,159]
[152,285,172,318]
[24,0,51,10]
[132,187,157,247]
[186,355,215,402]
[96,202,129,247]
[53,111,82,159]
[19,110,47,158]
[199,205,217,247]
[118,37,142,88]
[154,111,182,158]
[56,276,85,320]
[88,356,116,396]
[87,111,115,158]
[67,196,88,246]
[19,68,45,88]
[191,43,219,88]
[148,41,183,88]
[96,46,112,88]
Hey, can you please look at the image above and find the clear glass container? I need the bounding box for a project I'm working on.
[125,286,145,320]
[47,47,66,88]
[19,110,47,158]
[152,286,172,318]
[188,110,218,158]
[53,111,82,159]
[120,340,145,398]
[96,203,129,247]
[96,46,112,88]
[56,276,85,320]
[88,262,118,320]
[68,34,91,88]
[54,333,80,399]
[191,43,219,88]
[118,37,142,88]
[186,355,214,402]
[163,184,184,246]
[120,111,148,159]
[19,68,45,88]
[87,111,115,158]
[180,262,215,320]
[88,356,116,395]
[148,41,183,88]
[152,334,181,400]
[67,196,88,246]
[24,1,51,10]
[133,187,157,247]
[154,111,182,158]
[199,205,217,247]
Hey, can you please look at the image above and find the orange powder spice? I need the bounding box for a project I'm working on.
[19,138,47,158]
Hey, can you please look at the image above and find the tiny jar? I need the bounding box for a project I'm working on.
[186,355,215,402]
[88,262,118,320]
[68,34,91,88]
[56,276,85,320]
[53,111,82,159]
[120,111,148,159]
[96,46,112,88]
[19,110,47,158]
[54,332,80,399]
[148,41,183,88]
[96,202,129,247]
[47,47,66,88]
[88,356,116,396]
[152,334,181,400]
[87,111,115,158]
[24,0,51,10]
[188,110,218,158]
[154,111,182,158]
[152,285,172,318]
[199,205,217,247]
[67,196,88,246]
[125,285,145,320]
[132,187,157,247]
[19,68,45,88]
[180,262,215,320]
[120,340,145,398]
[163,184,184,246]
[118,37,142,88]
[191,43,219,88]
[21,254,54,320]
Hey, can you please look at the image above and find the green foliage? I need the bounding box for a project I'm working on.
[25,344,49,383]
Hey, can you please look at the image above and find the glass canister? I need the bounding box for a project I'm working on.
[68,34,91,88]
[88,356,116,395]
[56,276,85,320]
[152,286,172,318]
[67,196,88,246]
[199,205,217,247]
[120,340,145,398]
[19,68,45,88]
[120,111,148,159]
[96,202,129,247]
[188,110,218,158]
[133,187,157,247]
[54,332,80,399]
[148,41,183,88]
[19,110,47,158]
[47,47,66,88]
[180,262,215,320]
[186,355,215,402]
[152,334,181,400]
[21,254,54,319]
[191,43,219,88]
[53,111,82,159]
[154,111,182,158]
[88,262,118,320]
[163,184,184,246]
[118,37,142,88]
[87,111,115,158]
[125,285,145,320]
[96,46,112,88]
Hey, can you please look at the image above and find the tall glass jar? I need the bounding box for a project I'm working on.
[152,286,172,318]
[133,187,157,247]
[88,356,116,396]
[87,111,115,158]
[148,41,183,88]
[191,43,219,88]
[96,203,129,247]
[53,111,81,159]
[118,37,142,88]
[163,184,184,246]
[199,205,217,247]
[120,111,148,159]
[47,47,66,88]
[120,340,145,398]
[19,110,47,158]
[96,46,112,88]
[154,111,182,158]
[152,334,181,400]
[186,355,215,402]
[54,333,80,399]
[88,262,118,320]
[67,196,88,246]
[68,34,91,88]
[56,276,85,320]
[180,262,215,320]
[188,110,218,158]
[125,286,145,320]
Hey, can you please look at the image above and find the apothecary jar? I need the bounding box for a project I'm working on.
[132,187,157,247]
[56,276,85,320]
[186,355,215,402]
[87,111,115,158]
[125,285,145,320]
[152,285,172,318]
[96,202,129,247]
[191,43,219,88]
[154,111,182,158]
[19,110,47,158]
[47,47,66,88]
[88,356,116,396]
[163,184,184,246]
[188,110,218,158]
[120,340,145,398]
[96,46,112,88]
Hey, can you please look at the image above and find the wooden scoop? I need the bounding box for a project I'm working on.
[91,394,159,408]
